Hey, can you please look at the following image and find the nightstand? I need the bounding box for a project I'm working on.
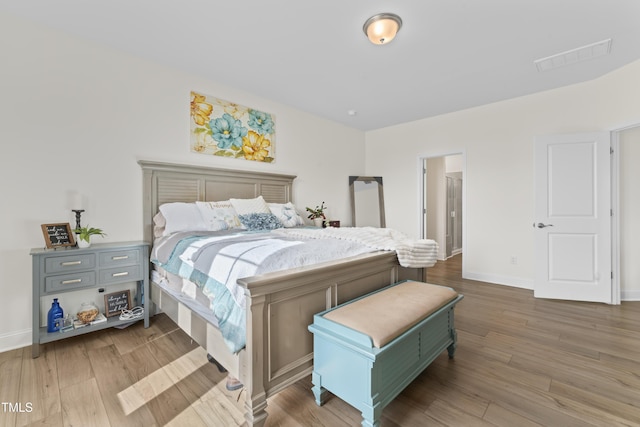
[30,241,149,358]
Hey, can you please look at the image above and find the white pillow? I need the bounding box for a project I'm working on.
[269,202,304,227]
[196,200,243,230]
[158,202,208,236]
[230,196,271,215]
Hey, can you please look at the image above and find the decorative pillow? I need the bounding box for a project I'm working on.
[269,202,305,227]
[196,201,243,230]
[158,202,208,236]
[229,196,271,215]
[152,212,166,238]
[238,212,283,231]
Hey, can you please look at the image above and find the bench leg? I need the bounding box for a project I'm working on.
[361,402,383,427]
[311,371,328,406]
[447,329,458,359]
[361,417,380,427]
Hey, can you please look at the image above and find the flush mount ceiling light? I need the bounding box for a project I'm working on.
[363,13,402,45]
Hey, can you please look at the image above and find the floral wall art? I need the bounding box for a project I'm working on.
[190,91,275,162]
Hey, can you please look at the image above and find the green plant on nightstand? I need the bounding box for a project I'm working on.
[306,202,327,220]
[73,226,106,248]
[306,202,327,227]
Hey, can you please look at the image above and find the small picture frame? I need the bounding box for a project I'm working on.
[104,290,131,318]
[41,223,76,249]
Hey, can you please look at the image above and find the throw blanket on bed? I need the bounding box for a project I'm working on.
[151,230,374,353]
[273,227,438,268]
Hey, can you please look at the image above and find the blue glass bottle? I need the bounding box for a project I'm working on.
[47,298,64,333]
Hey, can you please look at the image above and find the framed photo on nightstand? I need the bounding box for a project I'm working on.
[41,223,76,249]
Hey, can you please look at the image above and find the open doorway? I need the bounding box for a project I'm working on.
[614,124,640,302]
[421,153,464,261]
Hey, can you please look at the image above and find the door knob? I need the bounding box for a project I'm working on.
[536,222,554,228]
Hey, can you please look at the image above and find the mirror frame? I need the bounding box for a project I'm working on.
[349,176,386,227]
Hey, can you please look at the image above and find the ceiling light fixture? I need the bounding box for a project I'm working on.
[363,13,402,45]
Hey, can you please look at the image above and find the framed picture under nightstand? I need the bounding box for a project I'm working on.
[104,290,131,318]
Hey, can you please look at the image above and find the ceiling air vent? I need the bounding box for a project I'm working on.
[534,38,612,72]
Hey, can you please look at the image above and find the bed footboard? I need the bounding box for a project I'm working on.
[240,251,403,426]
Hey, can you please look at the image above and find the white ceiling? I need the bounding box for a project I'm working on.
[2,1,640,131]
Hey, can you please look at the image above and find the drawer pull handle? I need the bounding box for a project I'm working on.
[62,279,82,285]
[112,256,129,260]
[112,272,129,277]
[61,261,82,266]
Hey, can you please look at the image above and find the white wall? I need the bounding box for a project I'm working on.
[366,59,640,290]
[0,12,366,352]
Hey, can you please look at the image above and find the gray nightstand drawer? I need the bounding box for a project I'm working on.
[45,271,97,292]
[44,253,96,274]
[99,248,142,268]
[99,264,142,285]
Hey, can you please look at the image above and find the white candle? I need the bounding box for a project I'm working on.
[71,191,83,210]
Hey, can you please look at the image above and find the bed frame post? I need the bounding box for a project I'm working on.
[244,292,268,426]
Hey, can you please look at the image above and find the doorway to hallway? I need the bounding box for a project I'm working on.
[422,153,464,261]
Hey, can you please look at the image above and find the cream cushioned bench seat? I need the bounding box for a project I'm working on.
[323,280,458,348]
[309,280,463,427]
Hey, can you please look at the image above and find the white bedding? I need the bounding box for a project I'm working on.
[273,226,438,268]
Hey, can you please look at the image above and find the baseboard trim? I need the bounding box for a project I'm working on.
[621,289,640,301]
[0,328,31,354]
[464,271,640,302]
[463,271,534,290]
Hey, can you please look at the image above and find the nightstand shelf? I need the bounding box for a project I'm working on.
[38,315,142,344]
[31,241,150,357]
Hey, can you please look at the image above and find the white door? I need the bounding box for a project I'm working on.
[534,132,612,303]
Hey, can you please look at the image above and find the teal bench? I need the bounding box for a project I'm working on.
[308,280,463,427]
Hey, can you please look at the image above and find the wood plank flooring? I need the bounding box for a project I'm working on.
[2,254,640,426]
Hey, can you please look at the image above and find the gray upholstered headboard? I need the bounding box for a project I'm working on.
[139,160,295,243]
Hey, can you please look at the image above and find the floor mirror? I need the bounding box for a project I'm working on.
[349,176,386,227]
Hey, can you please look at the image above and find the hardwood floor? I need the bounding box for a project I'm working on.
[2,254,640,426]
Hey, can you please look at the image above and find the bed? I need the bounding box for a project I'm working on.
[139,160,433,426]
